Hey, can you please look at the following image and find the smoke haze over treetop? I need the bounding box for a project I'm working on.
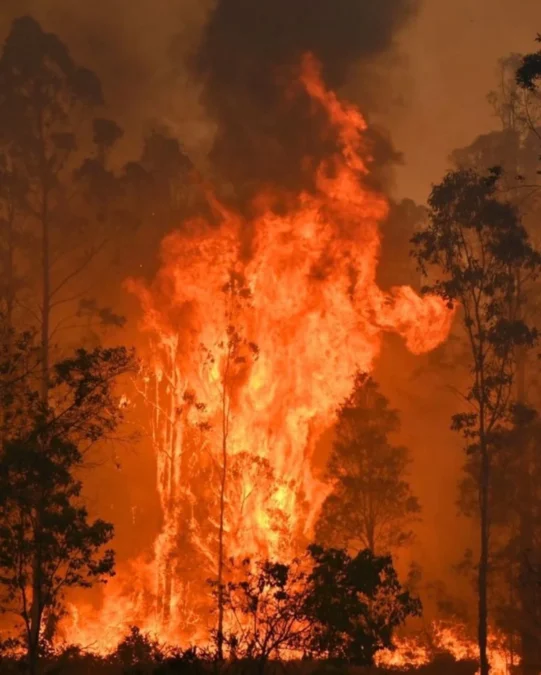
[194,0,419,199]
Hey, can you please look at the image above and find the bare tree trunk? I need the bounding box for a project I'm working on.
[29,181,50,673]
[509,127,541,674]
[217,427,226,660]
[0,206,16,451]
[519,501,538,674]
[367,511,376,555]
[479,441,490,675]
[514,327,539,673]
[5,205,15,338]
[217,354,230,661]
[28,528,42,675]
[40,190,50,408]
[215,284,251,660]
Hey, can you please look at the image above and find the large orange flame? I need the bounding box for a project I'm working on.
[62,54,453,651]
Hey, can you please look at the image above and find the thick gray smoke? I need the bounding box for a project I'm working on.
[194,0,418,201]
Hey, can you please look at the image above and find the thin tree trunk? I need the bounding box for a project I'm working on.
[40,189,50,408]
[479,440,490,675]
[217,355,229,661]
[477,364,490,675]
[519,497,538,674]
[366,508,376,555]
[217,428,226,659]
[0,206,16,450]
[28,538,42,675]
[29,179,50,673]
[514,308,539,672]
[507,135,541,673]
[5,205,15,340]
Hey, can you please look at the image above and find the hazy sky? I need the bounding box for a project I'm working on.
[2,0,540,205]
[385,0,541,201]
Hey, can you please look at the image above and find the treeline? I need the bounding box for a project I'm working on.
[0,11,541,675]
[1,629,479,675]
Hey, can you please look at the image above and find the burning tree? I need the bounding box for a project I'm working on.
[201,271,259,659]
[119,53,453,646]
[412,167,541,675]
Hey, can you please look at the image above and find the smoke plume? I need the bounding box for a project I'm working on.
[194,0,418,201]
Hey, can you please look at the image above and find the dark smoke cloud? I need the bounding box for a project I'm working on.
[0,0,414,199]
[194,0,418,202]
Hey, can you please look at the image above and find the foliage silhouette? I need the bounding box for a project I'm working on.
[412,167,541,675]
[517,34,541,92]
[316,372,420,556]
[216,544,420,667]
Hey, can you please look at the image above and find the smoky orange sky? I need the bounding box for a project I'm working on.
[384,0,541,202]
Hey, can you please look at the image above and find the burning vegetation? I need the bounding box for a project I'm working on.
[0,5,540,675]
[54,48,452,657]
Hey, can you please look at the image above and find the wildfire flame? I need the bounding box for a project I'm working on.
[62,54,453,650]
[376,622,517,675]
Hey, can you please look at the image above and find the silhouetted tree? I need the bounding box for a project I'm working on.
[517,34,541,92]
[450,51,541,670]
[110,626,163,670]
[0,324,133,673]
[0,436,114,675]
[316,372,420,556]
[121,126,201,278]
[457,400,541,672]
[219,545,419,668]
[412,168,541,675]
[305,545,421,665]
[379,198,427,291]
[0,16,98,402]
[0,155,28,336]
[0,16,131,398]
[216,557,312,669]
[453,53,541,199]
[0,320,37,453]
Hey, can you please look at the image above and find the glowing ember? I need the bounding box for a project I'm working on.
[62,54,453,649]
